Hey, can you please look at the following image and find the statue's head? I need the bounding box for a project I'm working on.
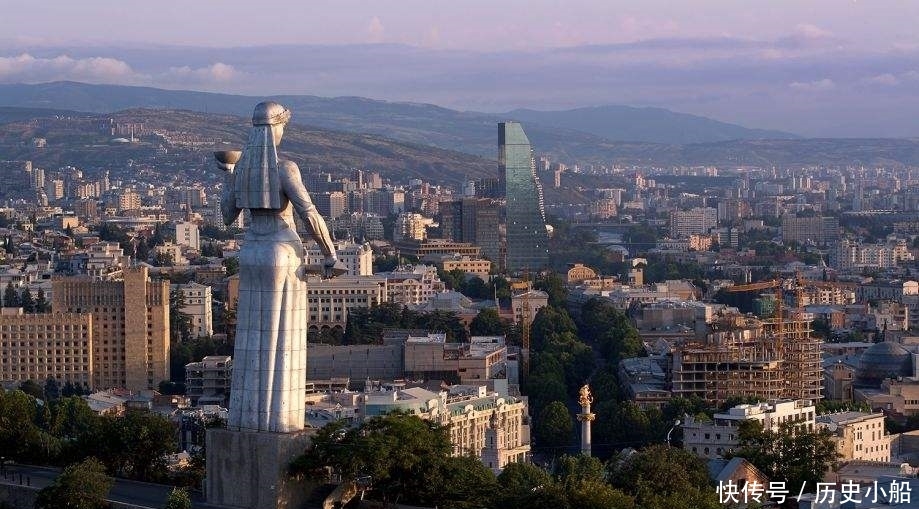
[252,101,291,146]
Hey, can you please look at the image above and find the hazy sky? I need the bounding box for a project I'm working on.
[2,0,916,50]
[2,1,919,137]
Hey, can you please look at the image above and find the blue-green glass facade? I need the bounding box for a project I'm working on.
[500,121,549,272]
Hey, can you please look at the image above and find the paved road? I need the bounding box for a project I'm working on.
[1,464,205,508]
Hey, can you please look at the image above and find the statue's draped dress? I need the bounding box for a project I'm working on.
[223,121,330,433]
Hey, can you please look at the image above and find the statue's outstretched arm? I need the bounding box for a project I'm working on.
[280,161,337,259]
[221,170,241,226]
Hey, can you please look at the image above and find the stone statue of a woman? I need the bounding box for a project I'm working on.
[221,101,337,433]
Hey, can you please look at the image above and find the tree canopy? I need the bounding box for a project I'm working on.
[609,445,720,509]
[732,419,839,494]
[34,458,113,509]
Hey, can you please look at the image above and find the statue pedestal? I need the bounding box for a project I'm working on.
[205,428,314,509]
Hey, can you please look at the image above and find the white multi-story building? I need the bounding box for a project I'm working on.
[381,265,447,306]
[669,207,717,238]
[816,411,890,463]
[175,221,201,251]
[362,384,530,474]
[305,240,373,276]
[682,399,816,459]
[177,282,213,338]
[185,355,231,406]
[306,275,387,331]
[832,239,914,270]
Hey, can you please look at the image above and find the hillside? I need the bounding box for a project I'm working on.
[0,106,89,124]
[0,108,497,184]
[0,82,797,159]
[508,105,796,144]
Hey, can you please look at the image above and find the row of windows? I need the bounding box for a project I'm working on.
[309,289,378,295]
[0,325,88,332]
[1,340,88,347]
[1,350,88,357]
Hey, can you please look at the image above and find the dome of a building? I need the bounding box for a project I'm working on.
[854,341,913,388]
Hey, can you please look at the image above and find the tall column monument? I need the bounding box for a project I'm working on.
[577,384,595,456]
[206,102,339,509]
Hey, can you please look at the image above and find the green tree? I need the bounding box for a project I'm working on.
[531,306,578,351]
[3,281,20,308]
[566,481,635,509]
[732,419,838,494]
[0,390,58,462]
[493,462,560,508]
[439,268,467,291]
[164,487,192,509]
[20,288,36,313]
[169,287,193,343]
[555,454,606,488]
[35,287,49,313]
[44,377,61,401]
[292,412,453,506]
[35,458,113,509]
[535,400,573,454]
[578,298,643,361]
[609,444,720,509]
[534,272,568,308]
[439,455,498,509]
[18,379,45,399]
[470,307,505,336]
[223,256,239,276]
[94,410,176,480]
[48,397,99,462]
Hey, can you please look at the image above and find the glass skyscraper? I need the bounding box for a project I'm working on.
[500,121,549,273]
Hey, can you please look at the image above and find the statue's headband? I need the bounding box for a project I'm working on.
[252,101,291,126]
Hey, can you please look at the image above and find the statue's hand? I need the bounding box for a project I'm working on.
[322,255,339,278]
[296,263,308,281]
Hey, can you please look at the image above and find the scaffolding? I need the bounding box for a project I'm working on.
[671,316,823,405]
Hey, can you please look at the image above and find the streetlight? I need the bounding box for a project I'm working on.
[666,419,681,446]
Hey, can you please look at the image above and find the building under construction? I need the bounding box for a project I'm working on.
[670,315,822,406]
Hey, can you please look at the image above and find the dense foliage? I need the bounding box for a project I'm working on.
[34,458,113,509]
[732,420,839,494]
[343,302,469,343]
[0,390,178,483]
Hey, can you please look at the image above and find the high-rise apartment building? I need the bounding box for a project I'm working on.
[118,190,142,212]
[669,207,718,237]
[175,221,200,251]
[440,198,501,264]
[0,310,94,387]
[500,122,548,273]
[313,191,347,219]
[177,282,213,338]
[394,212,429,241]
[781,215,840,246]
[52,266,170,391]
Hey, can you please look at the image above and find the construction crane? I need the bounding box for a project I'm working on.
[726,278,786,338]
[726,270,817,322]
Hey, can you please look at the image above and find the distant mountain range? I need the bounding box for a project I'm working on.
[2,82,919,170]
[508,106,796,144]
[0,81,796,158]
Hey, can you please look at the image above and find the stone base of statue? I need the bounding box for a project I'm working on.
[205,427,315,509]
